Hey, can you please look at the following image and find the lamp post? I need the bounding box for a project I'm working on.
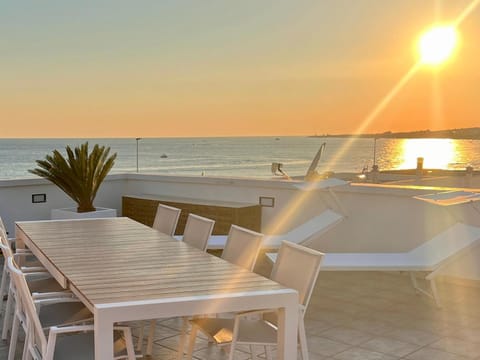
[136,138,141,172]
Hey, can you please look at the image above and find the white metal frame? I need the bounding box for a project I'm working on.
[186,241,323,360]
[16,219,298,360]
[267,223,480,307]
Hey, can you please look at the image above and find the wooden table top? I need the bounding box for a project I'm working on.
[16,218,285,309]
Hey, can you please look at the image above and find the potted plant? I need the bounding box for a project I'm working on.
[29,142,117,219]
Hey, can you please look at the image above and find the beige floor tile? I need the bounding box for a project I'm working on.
[307,335,352,357]
[360,336,422,357]
[429,337,480,358]
[190,344,251,360]
[3,262,480,360]
[304,318,336,335]
[384,327,441,346]
[333,347,398,360]
[405,347,472,360]
[346,318,396,335]
[319,326,373,346]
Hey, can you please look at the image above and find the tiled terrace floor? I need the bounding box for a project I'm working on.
[2,257,480,359]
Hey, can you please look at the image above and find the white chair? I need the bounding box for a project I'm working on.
[0,228,67,343]
[0,220,45,310]
[221,225,264,271]
[142,214,216,355]
[152,204,181,235]
[0,242,74,359]
[182,214,215,251]
[186,241,324,360]
[7,257,137,360]
[0,217,15,248]
[5,253,90,360]
[176,225,264,359]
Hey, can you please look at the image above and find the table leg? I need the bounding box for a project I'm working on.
[95,311,114,359]
[277,303,298,360]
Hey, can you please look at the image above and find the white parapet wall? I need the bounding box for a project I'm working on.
[1,173,480,282]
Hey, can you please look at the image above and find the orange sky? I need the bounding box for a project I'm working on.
[1,1,479,138]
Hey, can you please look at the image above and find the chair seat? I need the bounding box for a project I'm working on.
[28,277,65,293]
[47,330,138,360]
[191,318,277,345]
[39,302,93,328]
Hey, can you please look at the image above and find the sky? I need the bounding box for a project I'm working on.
[1,0,479,138]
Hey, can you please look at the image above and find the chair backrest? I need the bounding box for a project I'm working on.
[0,220,9,248]
[221,225,263,271]
[182,214,215,251]
[0,216,5,233]
[7,257,48,357]
[152,204,181,236]
[271,241,324,311]
[0,242,13,259]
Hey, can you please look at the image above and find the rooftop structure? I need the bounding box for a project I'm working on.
[1,172,480,358]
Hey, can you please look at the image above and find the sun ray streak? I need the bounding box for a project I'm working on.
[454,0,480,26]
[262,0,480,242]
[324,63,421,172]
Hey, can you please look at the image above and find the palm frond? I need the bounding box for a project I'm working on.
[29,142,117,212]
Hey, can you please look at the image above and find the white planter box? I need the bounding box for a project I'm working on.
[51,207,117,220]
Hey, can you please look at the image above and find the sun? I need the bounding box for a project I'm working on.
[418,26,458,65]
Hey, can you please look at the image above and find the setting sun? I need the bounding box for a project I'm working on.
[418,26,458,65]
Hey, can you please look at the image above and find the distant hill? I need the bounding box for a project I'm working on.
[313,127,480,140]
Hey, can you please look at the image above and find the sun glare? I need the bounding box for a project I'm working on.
[418,26,458,65]
[397,139,456,170]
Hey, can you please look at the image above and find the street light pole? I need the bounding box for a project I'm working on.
[136,138,141,172]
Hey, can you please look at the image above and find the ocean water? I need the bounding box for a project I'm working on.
[1,137,480,180]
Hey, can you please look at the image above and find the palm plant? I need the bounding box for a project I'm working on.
[29,142,117,213]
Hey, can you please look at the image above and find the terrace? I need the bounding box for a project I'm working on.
[1,258,480,360]
[1,173,480,359]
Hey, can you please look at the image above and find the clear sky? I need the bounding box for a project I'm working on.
[1,0,479,138]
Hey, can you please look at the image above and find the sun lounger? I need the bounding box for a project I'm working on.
[267,222,480,306]
[207,209,344,249]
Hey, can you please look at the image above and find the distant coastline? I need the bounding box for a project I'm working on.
[310,127,480,140]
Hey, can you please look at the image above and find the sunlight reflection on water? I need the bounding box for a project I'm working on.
[377,138,477,170]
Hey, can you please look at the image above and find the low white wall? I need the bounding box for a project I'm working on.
[0,173,335,237]
[122,173,334,235]
[2,173,480,281]
[0,175,125,235]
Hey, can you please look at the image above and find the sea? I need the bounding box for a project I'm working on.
[1,137,480,180]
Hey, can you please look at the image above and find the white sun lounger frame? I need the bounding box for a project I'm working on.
[207,209,344,249]
[267,222,480,307]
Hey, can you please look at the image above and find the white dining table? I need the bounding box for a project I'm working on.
[15,217,298,359]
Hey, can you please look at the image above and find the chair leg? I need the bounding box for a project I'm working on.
[298,317,309,360]
[265,346,273,360]
[136,324,144,352]
[122,327,136,360]
[186,325,197,360]
[177,317,189,360]
[8,314,20,360]
[250,344,260,359]
[2,287,14,340]
[22,338,31,360]
[22,324,30,360]
[146,319,156,356]
[409,272,419,294]
[430,279,441,307]
[0,267,8,316]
